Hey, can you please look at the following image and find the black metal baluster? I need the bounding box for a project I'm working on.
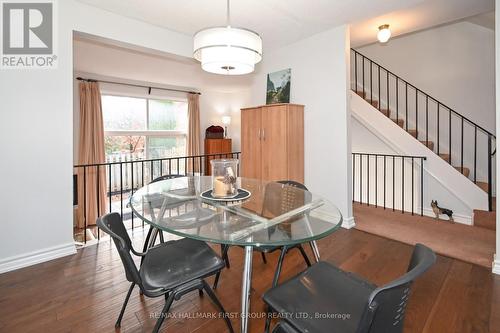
[355,52,358,92]
[108,164,112,213]
[362,56,365,97]
[405,84,408,131]
[131,162,134,229]
[461,117,464,175]
[378,66,381,111]
[184,157,187,175]
[150,160,153,182]
[177,158,180,174]
[474,127,477,183]
[396,77,399,123]
[386,71,389,112]
[415,90,418,139]
[199,156,202,175]
[392,156,395,212]
[401,157,404,213]
[420,158,424,216]
[449,110,452,165]
[411,157,414,216]
[375,156,378,208]
[96,165,100,240]
[359,154,363,203]
[383,155,386,209]
[426,96,429,149]
[370,61,373,104]
[437,103,440,155]
[141,161,144,228]
[83,166,87,244]
[120,163,123,220]
[352,154,356,202]
[367,154,370,206]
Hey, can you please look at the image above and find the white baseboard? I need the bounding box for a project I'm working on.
[342,216,356,229]
[493,255,500,275]
[421,208,472,225]
[0,243,76,274]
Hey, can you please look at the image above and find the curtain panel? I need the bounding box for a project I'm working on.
[187,93,201,172]
[76,81,107,229]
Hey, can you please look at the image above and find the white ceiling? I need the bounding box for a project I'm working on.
[351,0,494,47]
[76,0,423,51]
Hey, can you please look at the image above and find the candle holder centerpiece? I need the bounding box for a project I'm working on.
[211,159,239,198]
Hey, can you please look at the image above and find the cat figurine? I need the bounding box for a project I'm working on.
[431,200,454,223]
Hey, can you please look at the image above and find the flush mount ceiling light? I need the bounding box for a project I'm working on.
[377,24,391,43]
[193,0,262,75]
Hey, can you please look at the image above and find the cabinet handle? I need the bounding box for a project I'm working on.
[258,129,261,140]
[262,128,266,140]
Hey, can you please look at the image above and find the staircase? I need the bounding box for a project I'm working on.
[351,49,496,213]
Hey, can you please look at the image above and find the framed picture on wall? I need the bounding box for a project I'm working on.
[266,68,291,104]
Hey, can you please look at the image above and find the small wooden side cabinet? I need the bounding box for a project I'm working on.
[204,138,232,175]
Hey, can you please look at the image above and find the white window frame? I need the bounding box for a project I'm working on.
[102,94,188,158]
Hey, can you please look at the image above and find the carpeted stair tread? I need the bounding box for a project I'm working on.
[439,153,451,163]
[407,129,418,138]
[454,166,470,177]
[391,118,404,128]
[420,140,434,151]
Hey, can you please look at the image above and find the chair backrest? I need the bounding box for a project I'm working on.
[262,180,310,218]
[150,174,183,184]
[96,212,142,285]
[357,243,436,333]
[276,180,308,191]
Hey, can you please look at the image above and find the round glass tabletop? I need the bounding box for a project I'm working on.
[129,176,343,247]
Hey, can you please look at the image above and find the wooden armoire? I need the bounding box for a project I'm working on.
[240,103,304,182]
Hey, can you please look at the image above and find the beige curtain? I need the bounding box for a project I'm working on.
[76,81,107,228]
[187,93,201,173]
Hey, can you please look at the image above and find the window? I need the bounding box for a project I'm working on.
[102,95,188,160]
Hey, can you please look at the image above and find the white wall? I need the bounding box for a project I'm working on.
[0,0,246,272]
[249,26,353,227]
[494,0,500,275]
[73,38,252,160]
[357,21,495,134]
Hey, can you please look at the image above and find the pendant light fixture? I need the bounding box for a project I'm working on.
[193,0,262,75]
[377,24,391,43]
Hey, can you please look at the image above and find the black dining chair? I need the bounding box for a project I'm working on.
[97,212,234,333]
[263,243,436,333]
[213,180,312,290]
[141,174,184,250]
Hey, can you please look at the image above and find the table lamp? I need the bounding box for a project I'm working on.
[222,116,231,138]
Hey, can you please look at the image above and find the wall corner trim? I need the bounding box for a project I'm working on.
[492,255,500,275]
[0,243,76,274]
[342,216,356,229]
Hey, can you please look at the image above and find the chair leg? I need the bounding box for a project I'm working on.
[152,293,175,333]
[159,230,165,243]
[261,252,268,264]
[222,244,230,268]
[213,269,222,290]
[297,245,312,267]
[141,226,155,266]
[265,247,288,333]
[202,281,235,333]
[115,283,135,328]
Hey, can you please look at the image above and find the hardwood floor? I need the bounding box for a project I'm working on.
[0,227,499,332]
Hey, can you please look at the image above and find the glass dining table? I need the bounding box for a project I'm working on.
[129,176,343,333]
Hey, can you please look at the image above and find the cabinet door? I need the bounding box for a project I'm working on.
[261,105,288,181]
[241,108,262,179]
